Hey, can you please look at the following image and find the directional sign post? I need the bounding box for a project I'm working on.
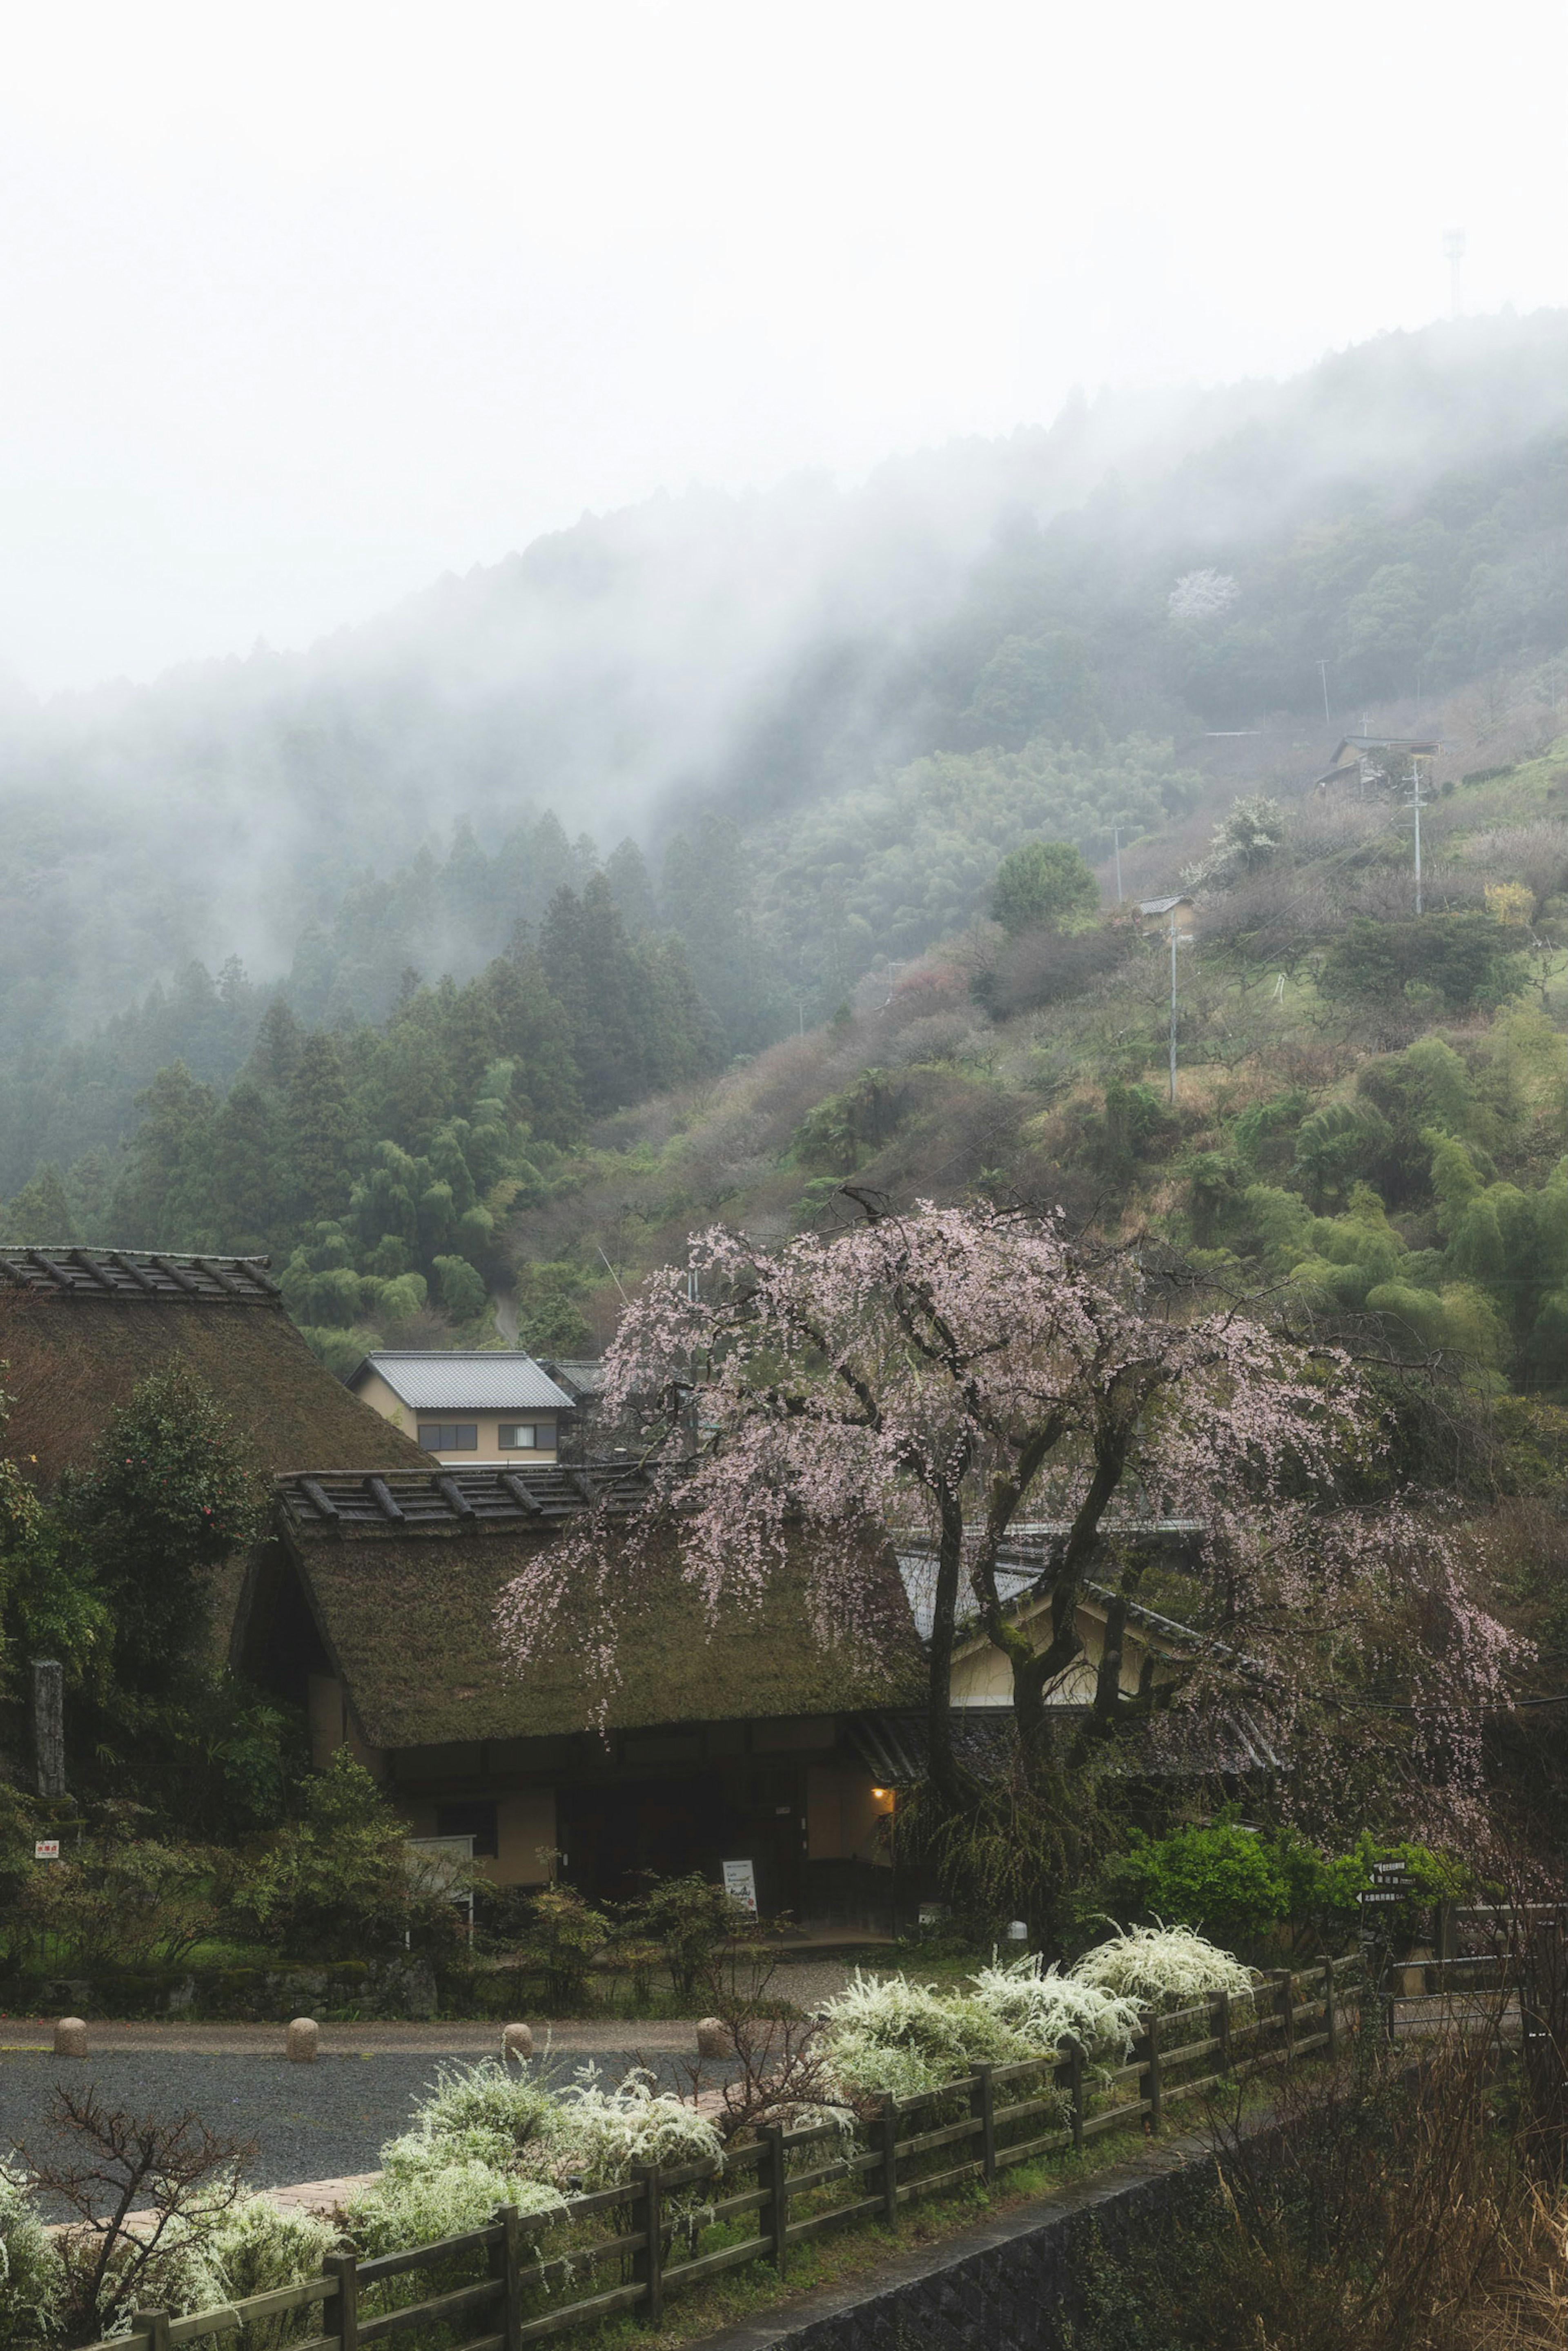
[1360,1863,1417,2040]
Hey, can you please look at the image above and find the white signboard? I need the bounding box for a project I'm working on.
[406,1835,476,1937]
[722,1859,758,1915]
[33,1840,60,1861]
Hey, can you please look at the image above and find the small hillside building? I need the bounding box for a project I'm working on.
[1312,735,1440,795]
[1136,893,1196,937]
[347,1351,575,1466]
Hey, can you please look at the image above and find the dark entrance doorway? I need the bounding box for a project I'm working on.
[557,1764,806,1917]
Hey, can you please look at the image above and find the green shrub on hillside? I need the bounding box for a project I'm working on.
[1320,913,1528,1011]
[991,840,1100,936]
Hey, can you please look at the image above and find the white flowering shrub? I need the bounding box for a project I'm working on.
[817,1970,1035,2102]
[0,2162,63,2348]
[202,2195,337,2301]
[968,1953,1142,2062]
[1069,1924,1256,2010]
[550,2066,724,2190]
[383,2059,564,2176]
[362,2060,719,2234]
[341,2158,565,2259]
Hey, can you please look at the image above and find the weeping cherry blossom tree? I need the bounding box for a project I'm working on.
[497,1193,1511,1824]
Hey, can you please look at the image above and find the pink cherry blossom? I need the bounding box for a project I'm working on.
[496,1195,1516,1827]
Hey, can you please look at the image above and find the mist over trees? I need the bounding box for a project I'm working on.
[0,310,1563,1227]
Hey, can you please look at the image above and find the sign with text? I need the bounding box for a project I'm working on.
[1359,1863,1415,1940]
[33,1840,60,1861]
[722,1859,758,1915]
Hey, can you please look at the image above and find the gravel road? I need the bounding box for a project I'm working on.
[0,2046,693,2217]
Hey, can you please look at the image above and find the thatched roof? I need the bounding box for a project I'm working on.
[0,1249,428,1485]
[274,1465,926,1748]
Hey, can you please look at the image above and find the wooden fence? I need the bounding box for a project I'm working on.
[93,1956,1364,2351]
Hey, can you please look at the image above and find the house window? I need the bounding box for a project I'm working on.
[418,1423,478,1451]
[435,1799,498,1858]
[499,1421,554,1452]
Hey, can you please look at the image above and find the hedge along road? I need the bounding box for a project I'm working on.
[0,2032,696,2217]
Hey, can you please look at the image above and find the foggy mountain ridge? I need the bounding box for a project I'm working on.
[0,307,1562,1128]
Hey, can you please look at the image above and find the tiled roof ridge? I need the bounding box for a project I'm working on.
[275,1456,668,1534]
[0,1246,280,1305]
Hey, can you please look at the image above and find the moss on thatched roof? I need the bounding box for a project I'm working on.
[0,1275,428,1485]
[278,1487,925,1746]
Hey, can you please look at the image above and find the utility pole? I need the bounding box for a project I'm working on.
[1408,757,1428,915]
[1112,827,1124,904]
[1317,659,1330,725]
[1168,909,1180,1103]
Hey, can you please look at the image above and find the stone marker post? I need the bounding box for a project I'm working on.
[286,2016,319,2063]
[54,2017,88,2057]
[502,2022,534,2062]
[31,1659,66,1801]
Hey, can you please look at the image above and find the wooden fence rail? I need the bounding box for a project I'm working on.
[91,1956,1365,2351]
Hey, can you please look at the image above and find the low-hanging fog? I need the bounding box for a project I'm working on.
[0,2,1563,1201]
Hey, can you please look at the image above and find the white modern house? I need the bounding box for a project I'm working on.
[346,1351,575,1466]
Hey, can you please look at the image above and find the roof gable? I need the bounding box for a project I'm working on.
[350,1351,575,1412]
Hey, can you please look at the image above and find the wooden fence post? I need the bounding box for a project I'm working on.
[1067,2038,1084,2155]
[1144,2013,1162,2132]
[490,2204,522,2351]
[633,2160,665,2322]
[761,2125,788,2277]
[972,2063,996,2184]
[878,2097,900,2228]
[1215,1988,1232,2072]
[1274,1970,1295,2062]
[1324,1961,1339,2062]
[131,2318,170,2351]
[324,2251,358,2351]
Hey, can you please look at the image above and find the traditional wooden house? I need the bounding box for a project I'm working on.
[234,1465,924,1923]
[871,1529,1278,1782]
[1312,735,1440,797]
[1136,893,1196,938]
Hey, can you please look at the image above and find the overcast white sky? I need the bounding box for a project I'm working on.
[2,0,1563,693]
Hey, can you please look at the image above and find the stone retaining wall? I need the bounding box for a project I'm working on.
[694,2125,1232,2351]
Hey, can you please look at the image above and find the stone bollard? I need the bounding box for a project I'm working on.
[286,2016,319,2064]
[502,2022,535,2062]
[696,2017,732,2060]
[53,2016,88,2058]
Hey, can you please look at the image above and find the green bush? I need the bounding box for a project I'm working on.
[514,1883,609,2010]
[225,1750,468,1963]
[1089,1823,1290,1953]
[1319,913,1527,1012]
[619,1872,752,2005]
[1086,1822,1467,1956]
[0,2162,63,2347]
[991,839,1099,935]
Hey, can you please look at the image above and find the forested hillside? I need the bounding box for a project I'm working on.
[0,312,1563,1388]
[501,740,1568,1397]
